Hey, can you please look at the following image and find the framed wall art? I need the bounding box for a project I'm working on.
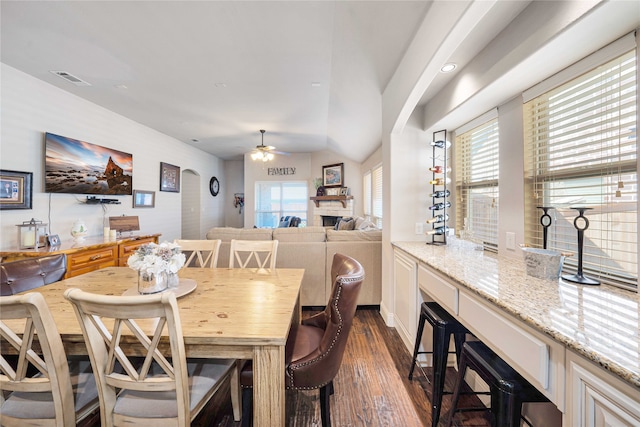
[0,170,33,210]
[133,190,155,208]
[322,163,344,188]
[160,162,180,192]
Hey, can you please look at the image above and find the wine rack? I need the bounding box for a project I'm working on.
[427,129,449,245]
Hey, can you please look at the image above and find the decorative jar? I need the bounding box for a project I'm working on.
[71,219,88,241]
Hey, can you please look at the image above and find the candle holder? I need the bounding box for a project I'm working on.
[562,207,600,285]
[537,206,554,249]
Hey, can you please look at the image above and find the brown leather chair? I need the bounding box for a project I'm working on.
[240,253,364,427]
[0,254,67,296]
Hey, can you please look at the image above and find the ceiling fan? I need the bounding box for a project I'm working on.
[251,129,289,162]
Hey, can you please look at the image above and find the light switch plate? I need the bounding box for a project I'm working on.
[415,222,424,234]
[506,232,516,250]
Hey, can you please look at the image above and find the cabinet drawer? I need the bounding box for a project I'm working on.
[118,237,157,266]
[418,264,458,314]
[67,246,117,277]
[459,292,550,390]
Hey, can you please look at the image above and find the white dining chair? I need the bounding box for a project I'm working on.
[229,239,279,270]
[64,288,240,427]
[0,292,100,427]
[175,239,222,268]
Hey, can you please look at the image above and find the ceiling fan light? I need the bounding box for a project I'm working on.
[266,153,274,161]
[251,152,262,161]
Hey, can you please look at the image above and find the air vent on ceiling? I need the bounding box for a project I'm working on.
[49,71,91,86]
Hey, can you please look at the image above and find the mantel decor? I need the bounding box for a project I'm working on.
[0,170,32,210]
[322,163,344,188]
[159,162,180,192]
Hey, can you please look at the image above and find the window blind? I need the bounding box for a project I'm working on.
[455,118,499,250]
[372,164,383,228]
[363,171,372,217]
[523,49,637,289]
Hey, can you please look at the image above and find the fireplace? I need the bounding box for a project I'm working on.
[321,215,342,227]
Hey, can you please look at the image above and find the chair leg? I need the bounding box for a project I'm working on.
[241,387,253,427]
[320,381,333,427]
[431,324,452,427]
[409,309,427,380]
[445,350,469,427]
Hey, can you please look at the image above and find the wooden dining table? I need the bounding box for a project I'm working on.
[19,266,304,426]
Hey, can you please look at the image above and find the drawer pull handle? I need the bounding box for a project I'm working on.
[89,255,101,261]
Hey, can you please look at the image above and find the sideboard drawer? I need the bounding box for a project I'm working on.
[66,246,117,278]
[418,264,458,314]
[118,237,158,266]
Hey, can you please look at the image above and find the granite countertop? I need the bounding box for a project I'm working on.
[392,239,640,389]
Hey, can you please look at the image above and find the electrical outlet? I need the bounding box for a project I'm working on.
[506,232,516,250]
[415,222,424,234]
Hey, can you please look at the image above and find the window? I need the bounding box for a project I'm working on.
[363,164,382,228]
[255,181,308,228]
[523,49,637,289]
[455,117,500,250]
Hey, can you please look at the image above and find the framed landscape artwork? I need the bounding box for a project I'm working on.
[160,162,180,192]
[322,163,344,188]
[0,170,32,210]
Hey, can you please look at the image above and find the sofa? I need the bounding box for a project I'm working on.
[0,254,67,296]
[205,226,381,307]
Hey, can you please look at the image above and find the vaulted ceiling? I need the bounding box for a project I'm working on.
[1,1,530,162]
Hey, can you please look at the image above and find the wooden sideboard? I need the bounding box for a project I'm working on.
[0,234,160,278]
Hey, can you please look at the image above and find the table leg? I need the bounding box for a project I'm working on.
[253,344,285,426]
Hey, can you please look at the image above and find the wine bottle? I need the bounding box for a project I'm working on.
[428,201,451,211]
[428,165,451,174]
[430,189,450,198]
[431,140,451,149]
[426,226,450,235]
[429,177,451,185]
[426,214,449,224]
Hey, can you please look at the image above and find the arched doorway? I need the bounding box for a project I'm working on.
[181,169,201,239]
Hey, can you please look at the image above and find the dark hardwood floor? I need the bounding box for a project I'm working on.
[196,308,491,427]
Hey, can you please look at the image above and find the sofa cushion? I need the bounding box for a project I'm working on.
[205,227,273,242]
[326,229,382,242]
[336,217,355,230]
[273,227,326,242]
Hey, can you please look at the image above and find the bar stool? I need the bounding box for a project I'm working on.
[409,301,469,427]
[446,341,549,427]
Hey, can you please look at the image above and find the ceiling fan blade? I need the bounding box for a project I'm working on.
[271,150,290,156]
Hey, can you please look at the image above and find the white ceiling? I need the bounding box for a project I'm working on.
[1,1,530,162]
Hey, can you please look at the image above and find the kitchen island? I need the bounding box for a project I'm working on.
[392,239,639,426]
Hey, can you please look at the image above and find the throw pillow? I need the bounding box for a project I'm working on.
[337,217,355,230]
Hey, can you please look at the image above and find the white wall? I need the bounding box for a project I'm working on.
[0,64,225,249]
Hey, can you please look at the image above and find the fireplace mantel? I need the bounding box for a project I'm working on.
[310,195,353,208]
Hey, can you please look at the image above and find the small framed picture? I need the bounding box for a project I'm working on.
[339,187,349,196]
[160,162,180,192]
[0,170,32,210]
[47,234,61,247]
[322,163,344,188]
[133,190,155,208]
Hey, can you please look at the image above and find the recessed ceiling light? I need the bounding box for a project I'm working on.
[214,83,227,88]
[114,84,128,90]
[440,63,457,73]
[191,139,199,143]
[311,82,321,87]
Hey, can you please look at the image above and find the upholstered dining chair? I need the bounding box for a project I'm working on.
[175,239,222,268]
[0,292,100,427]
[240,253,364,427]
[64,288,240,427]
[229,239,279,270]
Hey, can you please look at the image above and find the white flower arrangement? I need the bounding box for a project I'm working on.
[127,241,186,276]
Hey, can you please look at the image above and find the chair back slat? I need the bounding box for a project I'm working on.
[65,289,191,427]
[0,292,76,425]
[175,239,221,268]
[229,239,278,270]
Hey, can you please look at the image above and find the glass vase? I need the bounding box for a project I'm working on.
[167,272,180,289]
[138,271,168,294]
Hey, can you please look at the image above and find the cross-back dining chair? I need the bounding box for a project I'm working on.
[229,239,279,270]
[0,292,99,427]
[175,239,222,268]
[240,253,364,427]
[64,288,240,427]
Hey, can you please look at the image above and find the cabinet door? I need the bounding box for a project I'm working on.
[568,352,640,426]
[66,246,117,278]
[118,237,157,266]
[393,250,417,351]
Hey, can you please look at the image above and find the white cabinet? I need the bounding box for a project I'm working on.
[393,250,418,350]
[567,351,640,427]
[418,264,458,314]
